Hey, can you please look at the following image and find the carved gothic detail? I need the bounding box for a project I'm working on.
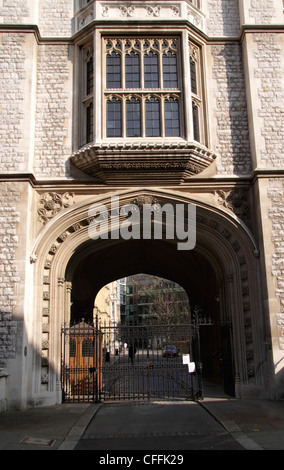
[171,5,180,16]
[215,189,250,222]
[44,260,52,269]
[119,5,135,17]
[131,195,160,210]
[247,366,255,377]
[30,254,37,264]
[41,374,49,384]
[38,192,75,224]
[49,244,58,254]
[146,5,161,17]
[41,358,48,367]
[43,292,50,301]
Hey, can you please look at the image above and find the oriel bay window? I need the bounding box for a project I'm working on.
[81,35,205,147]
[74,32,214,182]
[104,37,182,139]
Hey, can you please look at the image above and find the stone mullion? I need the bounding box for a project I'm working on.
[158,47,164,90]
[141,95,146,138]
[122,95,126,138]
[160,96,165,138]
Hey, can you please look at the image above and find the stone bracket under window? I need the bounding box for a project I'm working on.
[70,141,216,184]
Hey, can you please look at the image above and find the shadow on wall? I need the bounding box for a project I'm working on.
[275,357,284,400]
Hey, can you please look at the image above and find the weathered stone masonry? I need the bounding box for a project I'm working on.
[268,178,284,350]
[0,33,26,172]
[34,44,72,178]
[206,0,241,37]
[211,43,252,175]
[0,183,20,368]
[0,0,29,23]
[253,33,284,169]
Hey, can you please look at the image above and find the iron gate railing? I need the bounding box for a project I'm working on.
[61,321,203,403]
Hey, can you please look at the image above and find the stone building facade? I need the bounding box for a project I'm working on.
[0,0,283,410]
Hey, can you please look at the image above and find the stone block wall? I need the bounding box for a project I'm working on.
[253,33,284,169]
[205,0,241,37]
[34,44,72,178]
[248,0,280,24]
[268,179,284,351]
[210,43,252,175]
[0,0,29,23]
[38,0,73,37]
[0,183,20,368]
[0,33,27,172]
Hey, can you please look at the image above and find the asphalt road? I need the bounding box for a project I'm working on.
[75,401,245,451]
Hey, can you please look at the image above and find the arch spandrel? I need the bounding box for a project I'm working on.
[32,187,259,266]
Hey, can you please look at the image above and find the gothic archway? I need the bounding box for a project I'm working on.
[31,188,266,404]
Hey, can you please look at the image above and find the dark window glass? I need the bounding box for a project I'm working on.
[69,339,76,357]
[107,98,122,137]
[144,52,159,88]
[126,98,141,137]
[106,52,121,88]
[192,102,200,142]
[82,339,94,358]
[165,98,180,137]
[190,58,197,95]
[87,56,93,95]
[86,102,93,143]
[146,98,160,137]
[163,52,178,88]
[125,52,141,88]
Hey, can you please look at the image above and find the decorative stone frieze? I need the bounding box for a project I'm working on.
[74,1,205,34]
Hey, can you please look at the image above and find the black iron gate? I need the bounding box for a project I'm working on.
[61,320,203,403]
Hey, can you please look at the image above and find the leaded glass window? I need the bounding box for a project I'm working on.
[163,52,178,88]
[146,98,161,137]
[107,52,122,89]
[165,98,180,137]
[125,52,141,89]
[107,98,122,137]
[87,56,93,95]
[126,98,141,137]
[83,45,94,145]
[144,52,159,88]
[104,37,181,139]
[189,41,202,143]
[86,102,93,142]
[80,36,204,146]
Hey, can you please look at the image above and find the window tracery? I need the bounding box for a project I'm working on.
[103,37,181,139]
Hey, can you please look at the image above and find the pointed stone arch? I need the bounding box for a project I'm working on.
[30,188,267,404]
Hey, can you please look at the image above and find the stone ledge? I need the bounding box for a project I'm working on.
[70,141,217,184]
